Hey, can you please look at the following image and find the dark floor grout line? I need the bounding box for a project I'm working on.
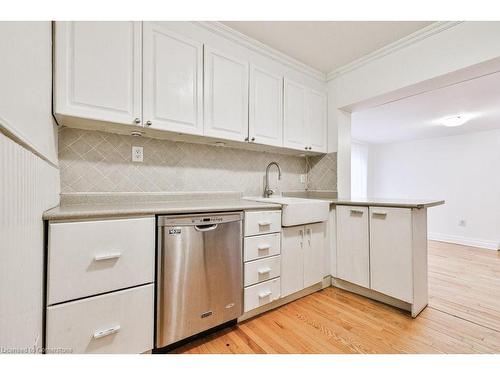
[428,305,500,334]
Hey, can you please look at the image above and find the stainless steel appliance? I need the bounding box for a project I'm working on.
[156,212,243,348]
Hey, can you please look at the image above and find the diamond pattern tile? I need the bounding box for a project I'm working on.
[59,127,336,195]
[307,152,338,191]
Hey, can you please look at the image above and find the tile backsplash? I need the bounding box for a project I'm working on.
[58,127,336,196]
[307,152,338,191]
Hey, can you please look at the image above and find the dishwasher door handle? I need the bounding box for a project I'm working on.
[194,224,218,232]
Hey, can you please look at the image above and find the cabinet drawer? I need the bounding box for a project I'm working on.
[244,255,281,287]
[48,217,155,305]
[244,232,281,261]
[46,284,154,354]
[244,278,281,312]
[244,210,281,236]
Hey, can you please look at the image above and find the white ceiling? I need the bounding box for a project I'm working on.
[352,71,500,144]
[221,21,433,73]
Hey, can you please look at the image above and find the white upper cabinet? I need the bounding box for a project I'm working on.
[204,46,249,142]
[142,23,203,134]
[249,65,283,147]
[283,78,328,153]
[306,90,328,153]
[54,21,142,126]
[54,22,327,154]
[283,79,307,151]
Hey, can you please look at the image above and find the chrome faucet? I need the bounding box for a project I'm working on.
[264,162,282,198]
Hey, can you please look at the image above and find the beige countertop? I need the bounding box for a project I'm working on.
[43,198,281,221]
[328,197,444,209]
[283,191,444,208]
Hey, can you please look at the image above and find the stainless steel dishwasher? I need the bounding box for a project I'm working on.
[156,212,243,348]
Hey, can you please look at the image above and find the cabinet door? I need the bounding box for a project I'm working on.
[281,226,304,297]
[369,207,413,302]
[306,90,327,153]
[204,47,249,141]
[283,79,307,151]
[54,21,142,126]
[303,222,326,288]
[336,206,370,288]
[143,23,203,134]
[249,65,283,147]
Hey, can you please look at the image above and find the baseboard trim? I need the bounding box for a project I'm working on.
[331,278,412,314]
[429,232,500,251]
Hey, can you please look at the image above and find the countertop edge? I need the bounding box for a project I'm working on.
[328,199,445,209]
[43,201,282,221]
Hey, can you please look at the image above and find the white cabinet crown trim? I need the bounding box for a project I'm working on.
[195,21,326,82]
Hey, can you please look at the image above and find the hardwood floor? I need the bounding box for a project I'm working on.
[172,241,500,354]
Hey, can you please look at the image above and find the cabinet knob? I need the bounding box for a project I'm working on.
[244,137,249,142]
[134,118,141,124]
[251,137,255,142]
[145,121,152,127]
[304,146,308,150]
[308,146,312,150]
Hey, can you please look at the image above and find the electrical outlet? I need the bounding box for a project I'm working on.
[132,146,143,162]
[459,219,466,227]
[300,174,306,183]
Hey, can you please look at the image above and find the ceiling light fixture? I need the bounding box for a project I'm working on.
[437,114,472,127]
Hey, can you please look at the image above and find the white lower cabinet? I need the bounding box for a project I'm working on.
[243,210,282,313]
[335,206,370,288]
[369,207,413,303]
[335,205,428,316]
[244,278,281,312]
[281,222,326,297]
[281,226,304,296]
[244,255,281,287]
[303,222,326,288]
[48,217,155,305]
[46,216,155,354]
[244,210,282,236]
[46,284,154,354]
[243,232,281,262]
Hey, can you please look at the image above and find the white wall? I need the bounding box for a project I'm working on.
[351,141,368,198]
[368,130,500,250]
[0,22,60,351]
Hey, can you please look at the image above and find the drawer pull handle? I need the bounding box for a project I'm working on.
[258,291,272,299]
[257,244,270,251]
[258,221,271,226]
[94,252,122,261]
[372,211,387,216]
[258,267,272,275]
[350,209,364,215]
[93,325,120,339]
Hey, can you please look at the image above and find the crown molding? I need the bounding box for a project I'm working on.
[194,21,327,82]
[327,21,464,81]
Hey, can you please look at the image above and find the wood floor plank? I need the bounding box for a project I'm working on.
[173,241,500,354]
